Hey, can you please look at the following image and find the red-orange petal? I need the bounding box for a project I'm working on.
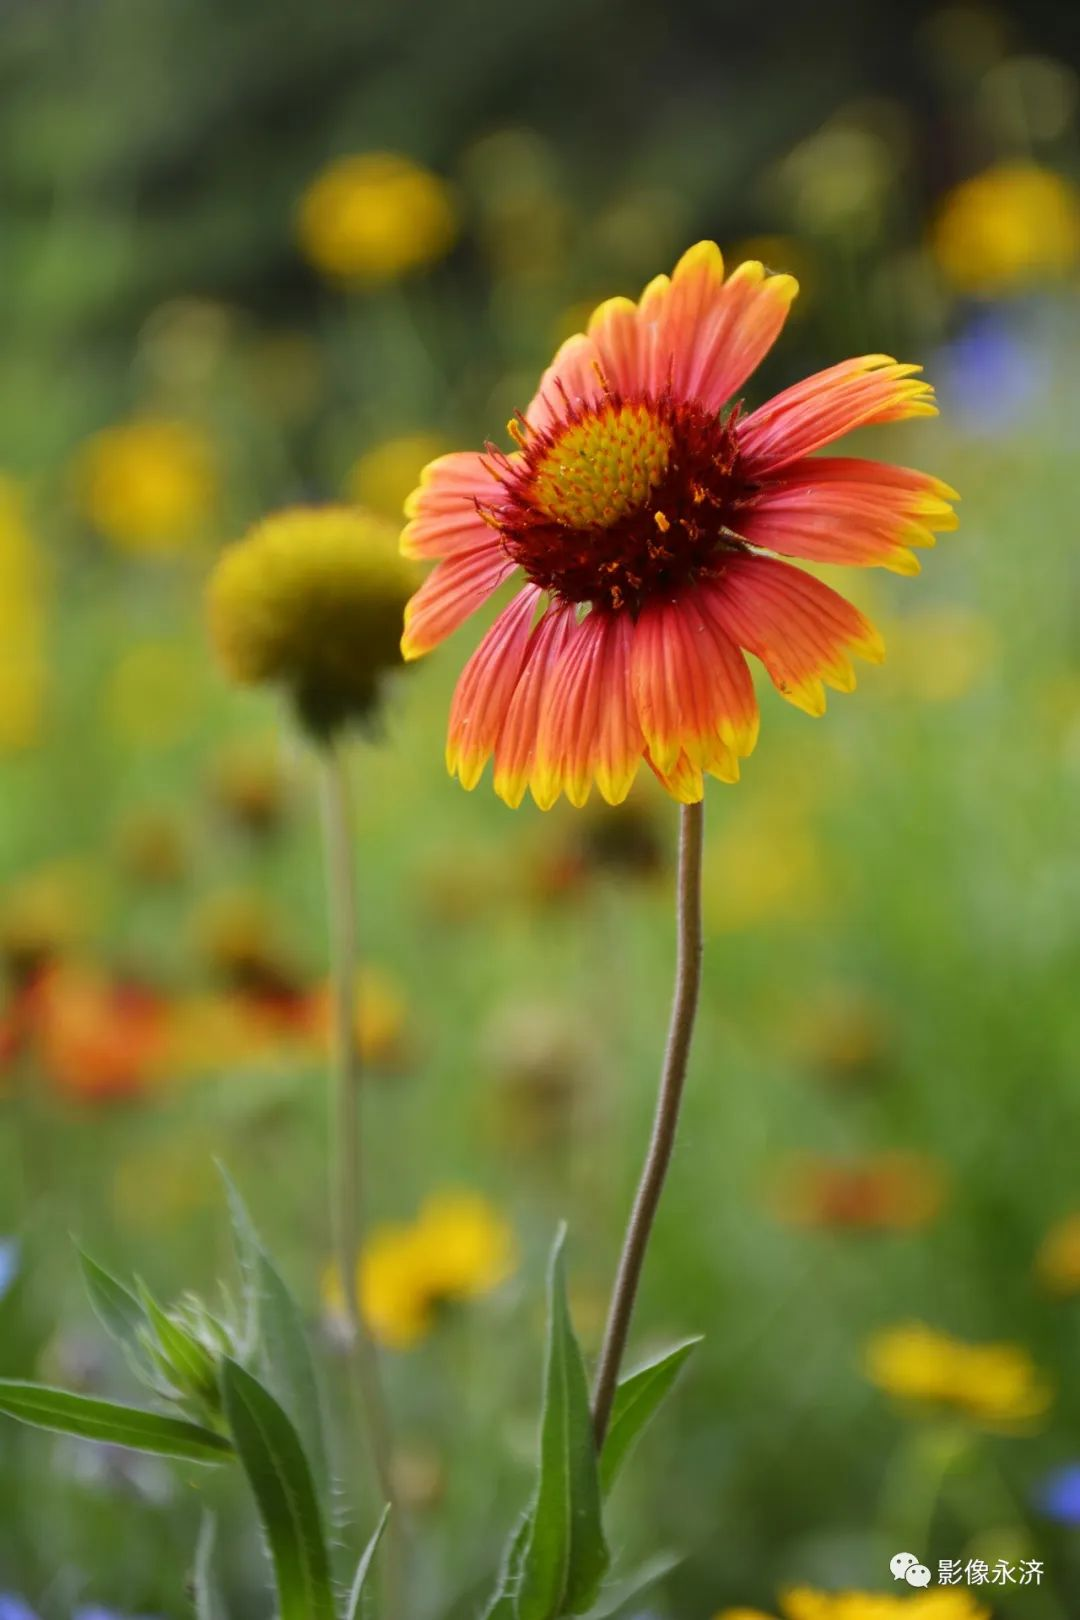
[631,591,758,776]
[400,548,516,661]
[702,555,884,717]
[446,585,542,790]
[492,602,577,808]
[743,457,959,576]
[401,450,505,561]
[524,333,607,434]
[586,244,798,412]
[738,356,937,472]
[532,610,644,810]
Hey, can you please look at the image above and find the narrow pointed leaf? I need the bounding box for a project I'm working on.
[221,1357,334,1620]
[221,1165,262,1353]
[194,1514,229,1620]
[77,1250,149,1354]
[0,1380,231,1462]
[517,1226,609,1619]
[345,1503,391,1620]
[222,1170,329,1499]
[599,1338,702,1496]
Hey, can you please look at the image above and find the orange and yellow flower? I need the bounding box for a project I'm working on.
[400,241,956,808]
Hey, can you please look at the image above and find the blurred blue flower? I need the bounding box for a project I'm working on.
[0,1240,19,1302]
[934,309,1048,436]
[1037,1462,1080,1525]
[0,1600,39,1620]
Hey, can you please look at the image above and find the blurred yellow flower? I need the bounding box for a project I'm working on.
[346,433,450,520]
[0,861,101,981]
[781,1590,989,1619]
[74,418,217,554]
[206,505,419,737]
[105,640,201,749]
[297,153,457,282]
[931,162,1080,295]
[881,608,996,703]
[1035,1212,1080,1295]
[864,1322,1051,1430]
[306,965,410,1071]
[329,1191,518,1349]
[0,477,47,753]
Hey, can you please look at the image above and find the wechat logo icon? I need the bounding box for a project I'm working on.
[891,1552,932,1588]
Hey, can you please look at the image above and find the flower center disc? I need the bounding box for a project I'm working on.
[483,394,754,614]
[531,402,674,529]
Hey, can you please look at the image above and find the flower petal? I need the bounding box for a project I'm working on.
[446,585,542,789]
[743,457,959,575]
[703,555,884,717]
[532,610,644,809]
[645,747,705,803]
[401,451,505,561]
[400,548,516,661]
[524,333,607,433]
[492,601,577,808]
[631,590,758,775]
[587,243,798,411]
[738,356,938,472]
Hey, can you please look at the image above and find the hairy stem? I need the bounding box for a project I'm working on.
[591,797,706,1447]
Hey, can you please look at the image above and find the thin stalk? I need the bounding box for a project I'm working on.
[591,797,706,1447]
[319,742,401,1609]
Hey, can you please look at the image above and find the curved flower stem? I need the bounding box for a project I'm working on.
[591,797,706,1448]
[319,742,401,1612]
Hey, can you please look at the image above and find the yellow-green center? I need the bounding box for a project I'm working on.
[531,401,673,530]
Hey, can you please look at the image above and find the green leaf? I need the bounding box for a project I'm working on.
[77,1249,149,1354]
[344,1503,391,1620]
[220,1357,335,1620]
[516,1226,609,1620]
[222,1170,330,1497]
[194,1514,229,1620]
[0,1380,232,1463]
[220,1165,262,1353]
[578,1552,682,1619]
[599,1338,702,1496]
[483,1511,533,1620]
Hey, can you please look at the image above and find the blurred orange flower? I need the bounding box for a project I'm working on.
[1035,1212,1080,1295]
[770,1152,946,1232]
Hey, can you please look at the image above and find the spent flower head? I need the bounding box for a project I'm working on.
[400,241,956,809]
[207,505,419,739]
